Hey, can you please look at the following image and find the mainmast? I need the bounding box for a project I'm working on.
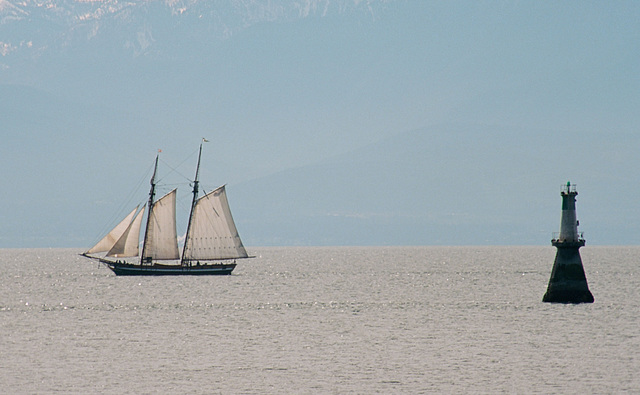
[181,140,205,265]
[140,152,159,264]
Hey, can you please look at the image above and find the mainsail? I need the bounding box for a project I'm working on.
[85,207,138,254]
[142,189,180,260]
[182,185,248,261]
[107,206,145,258]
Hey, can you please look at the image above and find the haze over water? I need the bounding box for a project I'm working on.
[2,1,640,248]
[2,246,638,393]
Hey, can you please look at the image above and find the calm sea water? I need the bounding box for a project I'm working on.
[1,246,638,394]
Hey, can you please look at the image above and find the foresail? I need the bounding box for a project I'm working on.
[85,207,138,254]
[142,189,180,260]
[183,185,248,260]
[106,205,145,258]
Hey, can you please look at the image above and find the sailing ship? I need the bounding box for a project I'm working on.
[81,142,250,275]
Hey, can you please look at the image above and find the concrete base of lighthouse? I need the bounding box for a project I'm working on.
[543,240,594,304]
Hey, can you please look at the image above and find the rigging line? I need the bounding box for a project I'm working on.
[156,182,191,189]
[89,160,154,246]
[118,161,155,208]
[176,187,193,210]
[156,148,200,185]
[176,197,191,215]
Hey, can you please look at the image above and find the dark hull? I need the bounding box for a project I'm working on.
[103,260,236,276]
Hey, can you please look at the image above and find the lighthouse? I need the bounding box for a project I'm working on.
[543,182,594,303]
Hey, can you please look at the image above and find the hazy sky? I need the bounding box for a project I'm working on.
[1,0,639,247]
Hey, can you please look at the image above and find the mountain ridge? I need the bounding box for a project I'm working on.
[0,0,388,64]
[229,125,640,246]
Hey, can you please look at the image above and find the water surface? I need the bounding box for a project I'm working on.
[1,247,638,393]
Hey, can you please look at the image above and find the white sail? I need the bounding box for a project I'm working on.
[85,207,138,254]
[142,189,180,260]
[106,206,145,258]
[182,185,248,260]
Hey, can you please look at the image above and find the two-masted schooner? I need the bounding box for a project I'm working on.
[81,142,250,275]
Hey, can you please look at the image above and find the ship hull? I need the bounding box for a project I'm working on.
[102,260,236,276]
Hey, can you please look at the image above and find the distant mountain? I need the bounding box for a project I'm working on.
[231,125,640,246]
[0,0,389,66]
[2,1,638,248]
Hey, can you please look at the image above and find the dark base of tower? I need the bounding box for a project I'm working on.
[543,287,594,304]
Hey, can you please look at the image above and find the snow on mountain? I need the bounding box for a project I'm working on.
[0,0,389,64]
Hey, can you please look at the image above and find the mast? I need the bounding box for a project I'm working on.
[181,141,204,265]
[140,152,159,264]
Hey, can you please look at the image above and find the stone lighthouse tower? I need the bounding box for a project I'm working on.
[543,182,594,303]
